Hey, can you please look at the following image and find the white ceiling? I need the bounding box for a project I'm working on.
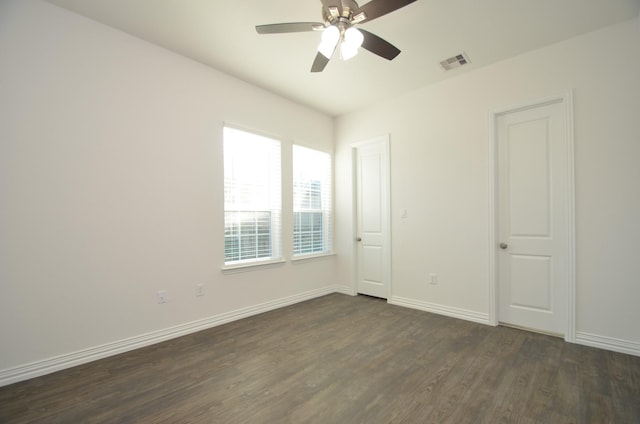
[45,0,639,116]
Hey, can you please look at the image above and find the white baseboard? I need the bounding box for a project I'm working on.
[0,285,343,387]
[389,298,640,357]
[333,285,356,295]
[8,289,636,388]
[389,296,490,325]
[575,331,640,357]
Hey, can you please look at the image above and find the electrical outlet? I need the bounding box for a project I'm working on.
[157,290,168,304]
[429,273,438,285]
[196,284,204,297]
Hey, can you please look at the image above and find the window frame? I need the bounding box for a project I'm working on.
[222,125,282,268]
[292,144,333,258]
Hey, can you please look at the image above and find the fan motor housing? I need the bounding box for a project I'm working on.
[322,0,360,24]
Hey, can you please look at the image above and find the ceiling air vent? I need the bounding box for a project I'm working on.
[440,52,471,71]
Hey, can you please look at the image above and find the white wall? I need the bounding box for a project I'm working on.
[0,0,339,383]
[335,17,640,353]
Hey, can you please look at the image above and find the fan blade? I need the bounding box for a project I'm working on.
[352,0,418,24]
[359,29,401,60]
[311,52,331,72]
[320,0,340,15]
[256,22,324,34]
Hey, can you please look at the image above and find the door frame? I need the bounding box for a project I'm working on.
[351,135,392,299]
[488,93,576,342]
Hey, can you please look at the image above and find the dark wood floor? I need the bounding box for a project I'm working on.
[1,293,639,423]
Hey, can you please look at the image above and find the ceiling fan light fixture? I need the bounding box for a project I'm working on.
[317,25,340,59]
[256,0,416,72]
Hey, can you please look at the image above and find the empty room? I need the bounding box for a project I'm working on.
[1,0,639,422]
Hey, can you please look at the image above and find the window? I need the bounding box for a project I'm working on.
[223,126,281,264]
[293,145,332,256]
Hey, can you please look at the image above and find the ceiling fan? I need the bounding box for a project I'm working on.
[256,0,418,72]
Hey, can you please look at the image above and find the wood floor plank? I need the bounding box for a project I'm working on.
[1,293,639,423]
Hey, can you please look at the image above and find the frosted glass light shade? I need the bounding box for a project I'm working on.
[344,27,364,47]
[341,43,358,60]
[341,27,364,60]
[317,25,340,59]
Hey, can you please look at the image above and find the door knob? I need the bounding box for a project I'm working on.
[356,237,362,242]
[499,242,508,249]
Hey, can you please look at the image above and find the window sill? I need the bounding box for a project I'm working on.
[221,258,286,274]
[291,252,336,264]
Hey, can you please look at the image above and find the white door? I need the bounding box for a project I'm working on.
[497,99,570,336]
[354,136,390,299]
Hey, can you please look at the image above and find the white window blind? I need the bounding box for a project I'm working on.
[293,145,332,256]
[223,126,281,264]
